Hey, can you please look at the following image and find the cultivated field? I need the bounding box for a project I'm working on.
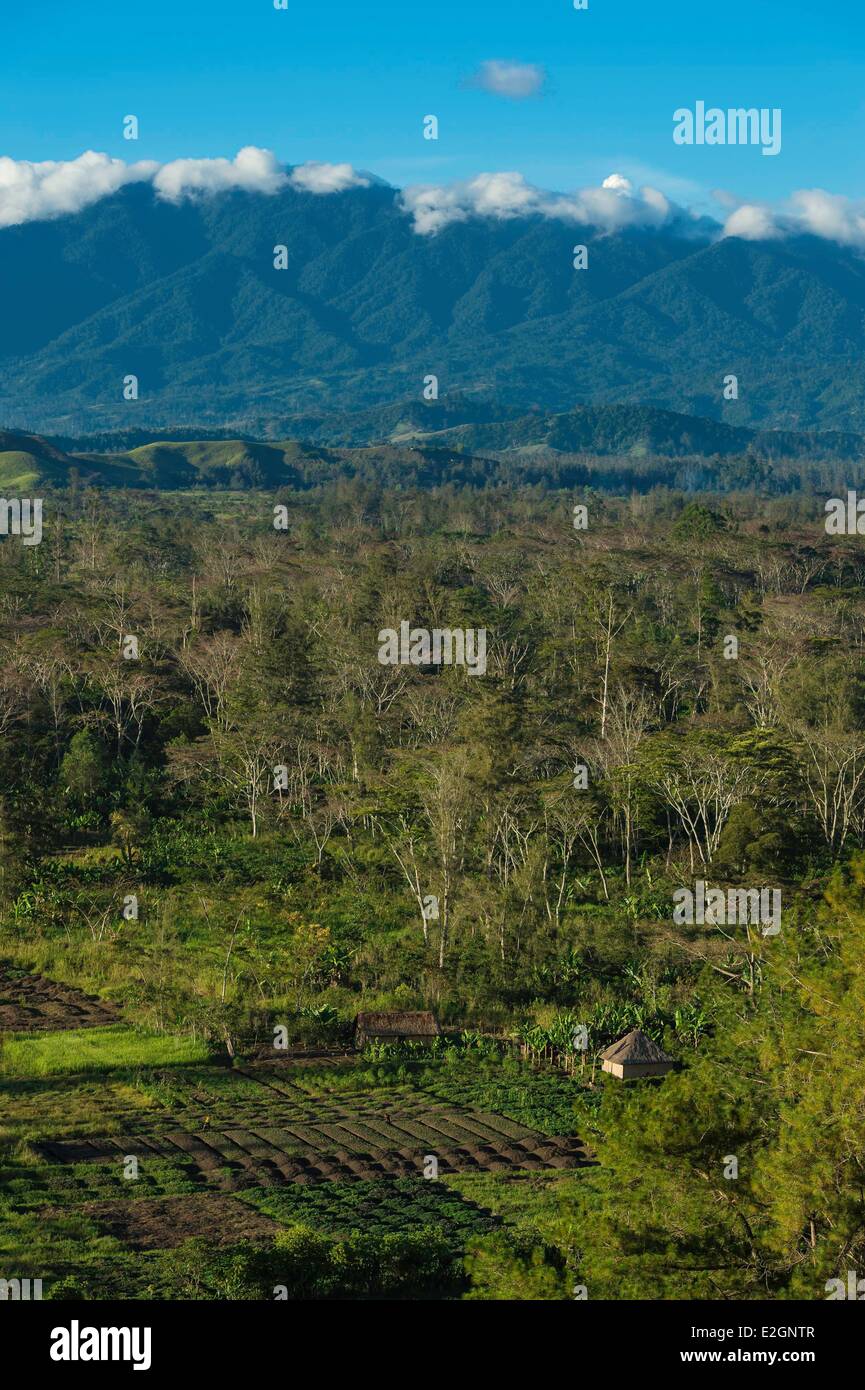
[0,965,588,1297]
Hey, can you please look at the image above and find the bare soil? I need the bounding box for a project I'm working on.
[0,964,119,1032]
[70,1193,280,1250]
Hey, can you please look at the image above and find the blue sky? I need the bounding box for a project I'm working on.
[2,0,862,207]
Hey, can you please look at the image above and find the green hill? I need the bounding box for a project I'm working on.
[0,431,81,489]
[0,450,48,490]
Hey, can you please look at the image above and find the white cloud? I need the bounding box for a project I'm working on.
[723,203,782,241]
[400,170,675,236]
[788,189,865,248]
[0,148,377,227]
[468,60,546,100]
[602,173,633,194]
[723,188,865,249]
[402,170,865,249]
[154,146,287,201]
[0,150,157,229]
[288,161,370,194]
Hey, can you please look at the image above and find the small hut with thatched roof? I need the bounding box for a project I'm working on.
[600,1027,675,1080]
[354,1011,441,1049]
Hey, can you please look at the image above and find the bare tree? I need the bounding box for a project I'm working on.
[649,747,761,868]
[790,724,865,853]
[178,631,243,733]
[590,587,631,738]
[84,655,162,756]
[590,685,653,885]
[169,726,283,838]
[739,647,794,729]
[542,792,611,920]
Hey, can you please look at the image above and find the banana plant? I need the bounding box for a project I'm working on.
[674,1003,710,1047]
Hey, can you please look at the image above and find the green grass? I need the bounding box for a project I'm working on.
[0,450,41,489]
[444,1170,586,1245]
[0,1205,124,1280]
[0,1075,165,1148]
[0,1026,211,1078]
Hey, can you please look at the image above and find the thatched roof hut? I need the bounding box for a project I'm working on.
[354,1010,440,1048]
[600,1027,675,1079]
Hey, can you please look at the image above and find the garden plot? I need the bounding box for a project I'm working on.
[67,1193,281,1251]
[238,1178,501,1244]
[32,1060,588,1186]
[0,964,119,1032]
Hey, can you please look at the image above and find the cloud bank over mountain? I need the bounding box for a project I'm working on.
[722,189,865,250]
[0,148,365,229]
[398,171,682,236]
[0,150,158,228]
[153,146,287,201]
[1,147,865,253]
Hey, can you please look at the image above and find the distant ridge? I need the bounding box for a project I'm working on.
[34,402,865,466]
[349,401,865,461]
[1,401,863,496]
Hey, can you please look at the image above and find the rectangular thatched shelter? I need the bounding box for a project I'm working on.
[354,1011,441,1048]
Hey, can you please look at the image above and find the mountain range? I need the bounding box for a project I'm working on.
[2,181,865,438]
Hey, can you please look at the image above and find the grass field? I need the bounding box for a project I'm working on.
[0,1027,211,1078]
